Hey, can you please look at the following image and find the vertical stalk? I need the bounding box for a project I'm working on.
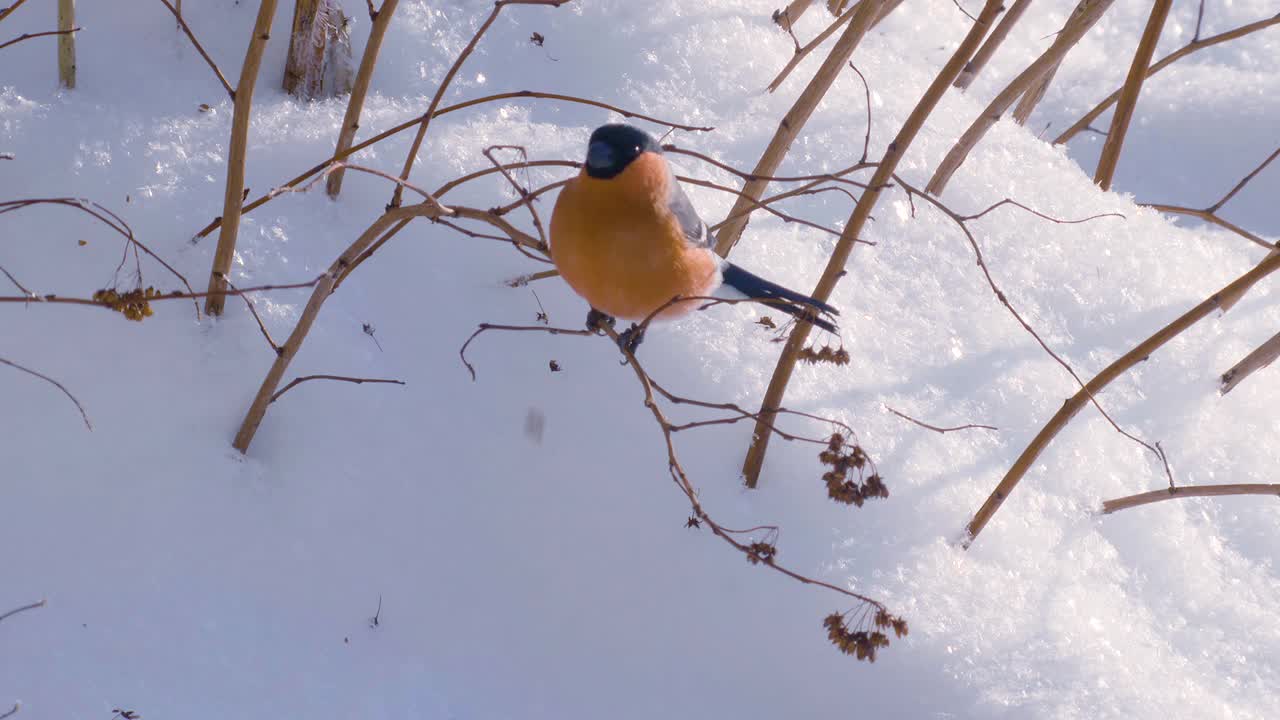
[205,0,281,317]
[713,0,890,257]
[327,0,400,198]
[926,0,1114,196]
[742,0,1006,487]
[57,0,75,88]
[1093,0,1173,190]
[954,0,1032,90]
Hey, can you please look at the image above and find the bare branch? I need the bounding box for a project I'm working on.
[0,25,79,51]
[269,374,405,403]
[884,405,997,434]
[156,0,234,99]
[1,356,91,429]
[0,598,45,624]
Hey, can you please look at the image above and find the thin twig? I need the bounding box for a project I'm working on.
[1,357,91,429]
[848,62,872,163]
[0,263,32,296]
[899,178,1169,481]
[269,374,405,403]
[0,599,45,624]
[224,278,280,352]
[884,405,997,434]
[0,702,17,720]
[0,26,78,51]
[156,0,234,99]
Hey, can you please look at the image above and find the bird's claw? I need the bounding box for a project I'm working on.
[585,308,616,334]
[616,323,645,362]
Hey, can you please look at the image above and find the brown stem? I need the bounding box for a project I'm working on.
[326,0,399,197]
[715,0,890,258]
[1140,203,1273,251]
[0,599,45,624]
[883,405,997,434]
[156,0,234,98]
[1102,483,1280,514]
[56,0,75,88]
[1207,145,1280,213]
[1094,0,1172,190]
[1054,14,1280,145]
[204,0,280,316]
[927,0,1114,196]
[964,251,1280,547]
[953,0,1032,90]
[269,374,405,403]
[390,0,572,209]
[1219,329,1280,395]
[743,0,1006,488]
[0,25,77,51]
[0,0,30,24]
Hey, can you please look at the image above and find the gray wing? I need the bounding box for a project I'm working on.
[667,172,714,249]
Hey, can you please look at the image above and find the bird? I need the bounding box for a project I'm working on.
[549,123,838,351]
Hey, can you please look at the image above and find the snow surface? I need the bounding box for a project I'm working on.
[2,0,1279,718]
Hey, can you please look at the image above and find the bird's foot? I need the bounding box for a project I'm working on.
[617,323,646,360]
[585,308,616,334]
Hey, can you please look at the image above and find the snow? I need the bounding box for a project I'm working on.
[3,0,1279,718]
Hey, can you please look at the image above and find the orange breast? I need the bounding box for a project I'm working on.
[550,154,719,321]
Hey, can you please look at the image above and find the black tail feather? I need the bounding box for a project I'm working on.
[721,262,839,333]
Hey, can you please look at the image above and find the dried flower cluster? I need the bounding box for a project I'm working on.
[823,608,908,662]
[798,343,850,366]
[819,433,888,506]
[745,541,777,565]
[93,286,162,321]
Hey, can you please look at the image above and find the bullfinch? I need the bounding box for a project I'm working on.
[549,123,838,350]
